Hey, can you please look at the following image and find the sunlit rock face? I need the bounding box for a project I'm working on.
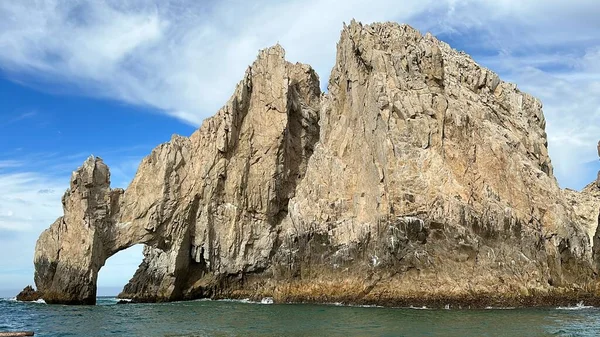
[34,156,124,304]
[34,21,599,306]
[34,44,321,304]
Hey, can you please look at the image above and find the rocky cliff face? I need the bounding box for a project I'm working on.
[34,157,123,304]
[33,21,600,306]
[565,182,600,272]
[34,44,321,304]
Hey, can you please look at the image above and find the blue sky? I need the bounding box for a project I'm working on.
[1,0,599,298]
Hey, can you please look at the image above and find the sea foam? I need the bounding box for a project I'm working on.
[556,301,593,310]
[260,297,274,304]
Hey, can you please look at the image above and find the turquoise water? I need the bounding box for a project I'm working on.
[1,297,599,336]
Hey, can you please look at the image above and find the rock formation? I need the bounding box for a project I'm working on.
[33,21,600,306]
[15,286,41,302]
[34,157,123,304]
[35,44,321,304]
[565,144,600,273]
[565,183,600,271]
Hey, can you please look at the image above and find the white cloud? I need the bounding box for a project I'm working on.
[0,170,64,289]
[0,0,442,125]
[0,160,22,169]
[0,172,63,231]
[1,1,598,189]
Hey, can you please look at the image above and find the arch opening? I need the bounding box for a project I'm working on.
[97,244,144,298]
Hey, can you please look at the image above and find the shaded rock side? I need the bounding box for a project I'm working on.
[15,286,42,302]
[565,182,600,272]
[34,21,597,306]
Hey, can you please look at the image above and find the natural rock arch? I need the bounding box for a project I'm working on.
[33,22,600,306]
[34,45,322,304]
[33,157,152,304]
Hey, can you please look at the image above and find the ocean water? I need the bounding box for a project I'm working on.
[1,297,599,336]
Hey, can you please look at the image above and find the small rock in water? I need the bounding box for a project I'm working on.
[15,286,41,302]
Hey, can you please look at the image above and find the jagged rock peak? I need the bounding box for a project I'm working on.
[34,155,123,304]
[256,43,285,59]
[70,155,109,188]
[336,20,546,126]
[282,19,588,297]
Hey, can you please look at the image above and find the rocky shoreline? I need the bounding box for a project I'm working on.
[13,284,600,309]
[116,272,600,308]
[225,292,600,309]
[117,288,600,309]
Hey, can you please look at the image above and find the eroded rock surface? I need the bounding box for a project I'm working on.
[566,185,600,247]
[267,21,593,302]
[565,183,600,273]
[34,157,123,304]
[34,21,599,306]
[35,44,321,304]
[15,286,42,302]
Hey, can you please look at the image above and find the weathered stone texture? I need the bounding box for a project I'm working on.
[15,285,42,302]
[32,22,599,306]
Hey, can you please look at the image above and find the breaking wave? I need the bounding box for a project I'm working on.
[556,301,594,310]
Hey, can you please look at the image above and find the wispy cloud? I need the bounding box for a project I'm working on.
[0,111,38,127]
[0,171,64,232]
[1,1,598,189]
[0,169,64,287]
[0,0,444,125]
[0,160,22,169]
[7,111,37,124]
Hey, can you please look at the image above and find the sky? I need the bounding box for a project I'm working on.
[1,0,599,298]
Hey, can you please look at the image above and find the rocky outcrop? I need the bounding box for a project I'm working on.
[564,145,600,272]
[33,21,600,306]
[15,286,41,302]
[34,157,124,304]
[262,21,593,303]
[35,44,321,304]
[566,185,600,249]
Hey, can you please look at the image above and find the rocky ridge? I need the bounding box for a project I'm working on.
[32,21,600,306]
